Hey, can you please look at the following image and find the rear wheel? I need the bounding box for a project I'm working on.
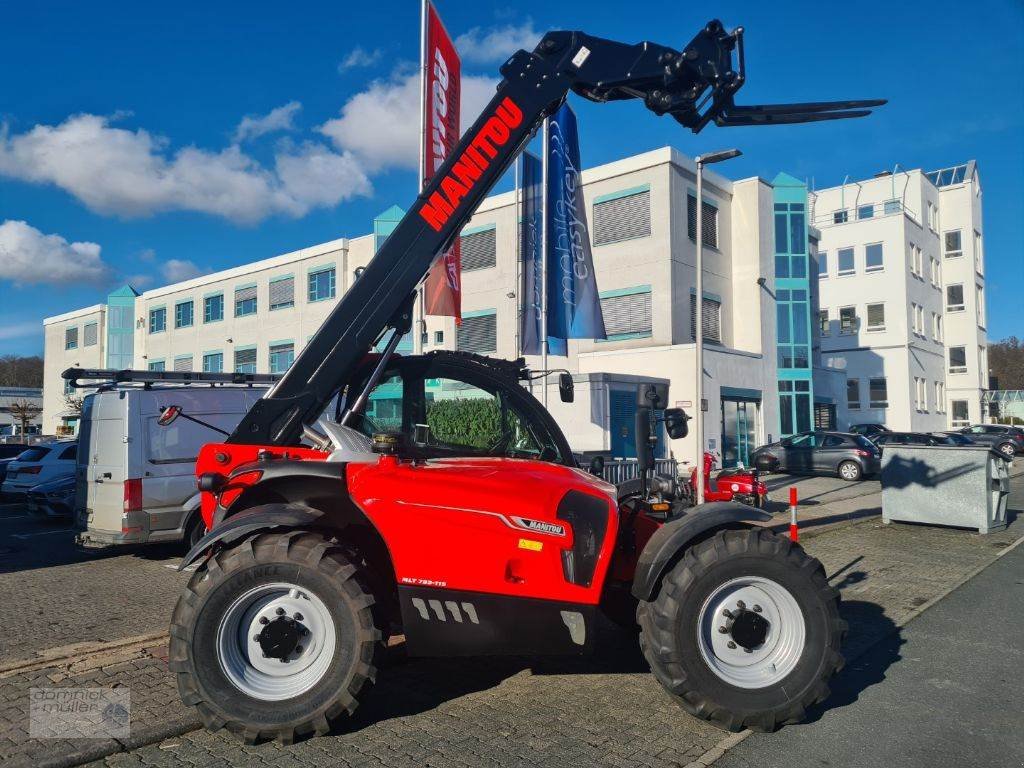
[638,528,845,732]
[997,442,1016,459]
[838,460,862,481]
[169,530,382,744]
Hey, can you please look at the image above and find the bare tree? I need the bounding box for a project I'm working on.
[8,399,42,437]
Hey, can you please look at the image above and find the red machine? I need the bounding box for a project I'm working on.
[693,452,767,507]
[165,21,882,745]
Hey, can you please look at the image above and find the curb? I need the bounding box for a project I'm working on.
[682,529,1024,768]
[0,631,170,679]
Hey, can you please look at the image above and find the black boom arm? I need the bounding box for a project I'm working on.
[228,20,883,446]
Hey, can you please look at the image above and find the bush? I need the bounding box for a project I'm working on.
[426,398,502,449]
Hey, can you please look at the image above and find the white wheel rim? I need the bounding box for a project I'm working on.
[216,582,336,701]
[840,463,858,479]
[696,576,806,689]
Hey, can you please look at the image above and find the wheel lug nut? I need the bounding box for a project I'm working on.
[275,607,285,616]
[294,612,303,621]
[744,647,753,654]
[722,609,733,619]
[253,635,261,642]
[259,617,269,625]
[752,605,762,613]
[295,645,303,654]
[736,600,746,610]
[718,626,729,634]
[727,641,737,649]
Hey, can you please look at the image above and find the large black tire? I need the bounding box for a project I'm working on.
[169,531,383,744]
[638,528,845,732]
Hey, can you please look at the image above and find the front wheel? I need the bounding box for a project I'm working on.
[169,531,382,744]
[997,442,1016,459]
[838,460,862,481]
[638,528,845,732]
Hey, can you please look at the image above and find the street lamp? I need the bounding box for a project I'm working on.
[694,148,742,505]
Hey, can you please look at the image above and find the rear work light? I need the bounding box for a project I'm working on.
[124,478,144,513]
[217,470,263,510]
[19,466,42,475]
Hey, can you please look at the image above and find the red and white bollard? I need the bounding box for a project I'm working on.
[788,486,799,543]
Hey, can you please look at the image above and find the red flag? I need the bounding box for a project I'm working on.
[421,1,461,321]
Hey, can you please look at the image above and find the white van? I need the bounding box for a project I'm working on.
[73,376,269,549]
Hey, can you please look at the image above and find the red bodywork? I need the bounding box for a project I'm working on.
[196,444,649,607]
[691,452,767,504]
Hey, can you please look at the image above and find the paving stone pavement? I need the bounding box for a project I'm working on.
[0,469,1016,768]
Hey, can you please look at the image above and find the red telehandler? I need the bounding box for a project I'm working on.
[169,20,883,744]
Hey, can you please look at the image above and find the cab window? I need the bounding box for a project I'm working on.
[425,378,544,456]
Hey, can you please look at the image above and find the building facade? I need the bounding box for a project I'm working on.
[811,161,987,431]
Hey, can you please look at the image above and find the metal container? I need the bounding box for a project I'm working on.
[880,445,1009,534]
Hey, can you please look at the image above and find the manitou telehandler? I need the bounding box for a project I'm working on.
[169,20,883,744]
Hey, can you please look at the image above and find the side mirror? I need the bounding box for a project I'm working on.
[664,407,690,440]
[588,455,605,477]
[635,406,654,473]
[157,405,181,427]
[558,373,574,403]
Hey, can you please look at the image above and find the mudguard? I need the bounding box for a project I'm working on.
[631,501,772,601]
[178,503,324,571]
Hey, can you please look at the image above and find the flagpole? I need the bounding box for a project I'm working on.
[540,117,550,408]
[416,0,428,354]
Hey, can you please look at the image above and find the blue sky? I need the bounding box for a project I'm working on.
[1,0,1021,355]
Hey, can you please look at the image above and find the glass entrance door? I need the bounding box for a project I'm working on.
[721,399,758,468]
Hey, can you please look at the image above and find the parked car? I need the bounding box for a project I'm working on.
[25,474,76,519]
[74,382,267,550]
[1,441,78,499]
[752,430,881,481]
[849,423,891,438]
[0,443,31,485]
[871,431,956,450]
[945,424,1024,458]
[933,431,975,446]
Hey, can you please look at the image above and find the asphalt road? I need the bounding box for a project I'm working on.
[718,537,1024,768]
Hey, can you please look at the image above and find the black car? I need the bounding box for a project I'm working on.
[946,424,1024,458]
[25,474,76,519]
[872,432,955,450]
[849,423,890,438]
[933,432,975,446]
[752,431,881,481]
[0,443,30,486]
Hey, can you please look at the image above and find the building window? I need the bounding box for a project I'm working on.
[926,201,937,231]
[434,330,444,345]
[175,300,194,328]
[944,229,962,258]
[148,359,165,371]
[202,352,223,373]
[869,377,888,408]
[234,285,257,317]
[946,283,965,312]
[914,377,928,411]
[593,188,651,245]
[935,381,945,413]
[773,202,806,279]
[951,399,969,427]
[977,284,985,327]
[847,379,860,410]
[839,306,857,334]
[819,309,829,336]
[64,326,79,350]
[460,227,497,271]
[857,204,874,220]
[83,322,98,347]
[974,230,983,274]
[915,304,924,335]
[269,342,295,373]
[308,267,336,302]
[866,303,885,332]
[934,313,943,341]
[689,294,722,344]
[778,379,812,436]
[269,276,295,311]
[234,347,257,373]
[883,199,900,215]
[149,307,166,334]
[686,194,718,248]
[173,355,193,372]
[837,247,854,275]
[602,288,653,340]
[456,311,497,354]
[949,346,967,374]
[865,243,884,272]
[776,289,809,369]
[817,251,828,278]
[204,294,224,323]
[833,209,848,224]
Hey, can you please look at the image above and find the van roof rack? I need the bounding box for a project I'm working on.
[61,367,280,389]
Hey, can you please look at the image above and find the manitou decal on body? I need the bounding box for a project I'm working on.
[510,517,566,536]
[411,598,480,624]
[417,96,524,232]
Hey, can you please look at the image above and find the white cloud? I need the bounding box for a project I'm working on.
[126,273,155,289]
[0,321,42,342]
[319,70,496,172]
[454,21,540,64]
[275,142,373,207]
[161,259,211,283]
[0,220,112,287]
[338,47,382,72]
[0,114,372,224]
[233,101,302,143]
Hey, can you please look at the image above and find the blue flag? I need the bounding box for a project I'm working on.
[546,104,605,349]
[519,152,543,356]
